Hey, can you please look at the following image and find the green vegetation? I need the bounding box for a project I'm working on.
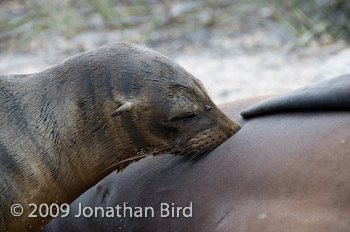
[270,0,350,44]
[0,0,349,49]
[0,0,223,47]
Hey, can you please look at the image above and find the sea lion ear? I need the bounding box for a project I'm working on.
[111,102,133,117]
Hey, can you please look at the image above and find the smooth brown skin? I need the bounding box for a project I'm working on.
[0,43,239,232]
[241,74,350,117]
[44,97,350,232]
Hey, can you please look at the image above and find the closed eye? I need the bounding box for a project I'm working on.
[171,114,198,121]
[170,109,197,121]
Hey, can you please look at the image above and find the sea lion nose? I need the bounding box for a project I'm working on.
[233,123,241,133]
[230,120,241,134]
[217,112,241,137]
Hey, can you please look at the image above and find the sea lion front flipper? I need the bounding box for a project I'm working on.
[241,74,350,118]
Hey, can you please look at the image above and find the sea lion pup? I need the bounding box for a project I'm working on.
[0,42,240,232]
[241,74,350,117]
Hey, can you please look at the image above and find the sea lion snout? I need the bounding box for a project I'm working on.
[218,116,241,140]
[212,106,241,137]
[162,104,241,159]
[227,117,241,135]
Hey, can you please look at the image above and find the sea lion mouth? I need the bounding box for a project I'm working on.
[166,126,235,161]
[112,128,225,171]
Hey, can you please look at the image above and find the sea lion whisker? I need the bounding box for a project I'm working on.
[115,153,151,166]
[135,155,180,180]
[175,149,204,168]
[99,147,170,175]
[168,139,200,155]
[116,146,171,166]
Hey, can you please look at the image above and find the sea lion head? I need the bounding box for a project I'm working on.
[104,43,241,164]
[149,78,241,159]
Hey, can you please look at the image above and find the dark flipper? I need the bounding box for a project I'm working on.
[241,74,350,118]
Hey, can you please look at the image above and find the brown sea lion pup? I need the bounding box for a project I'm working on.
[0,42,240,232]
[43,96,350,232]
[241,74,350,117]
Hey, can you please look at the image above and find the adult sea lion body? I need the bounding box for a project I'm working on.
[0,42,240,232]
[44,96,350,232]
[44,77,350,232]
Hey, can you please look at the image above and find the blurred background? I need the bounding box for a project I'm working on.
[1,0,350,103]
